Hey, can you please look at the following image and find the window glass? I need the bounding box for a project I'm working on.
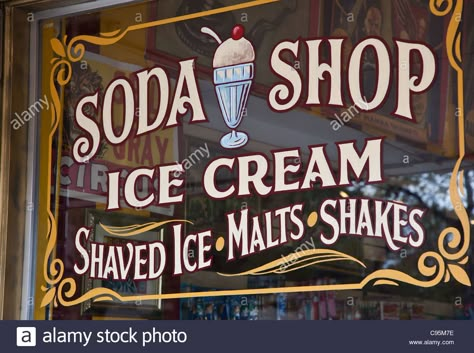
[32,0,474,320]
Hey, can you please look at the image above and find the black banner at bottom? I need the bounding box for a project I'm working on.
[3,320,471,353]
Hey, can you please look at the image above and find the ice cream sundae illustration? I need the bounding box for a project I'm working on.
[201,25,255,149]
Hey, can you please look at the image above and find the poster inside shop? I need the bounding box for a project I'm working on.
[38,0,473,321]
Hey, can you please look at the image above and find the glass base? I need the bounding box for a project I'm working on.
[220,131,248,149]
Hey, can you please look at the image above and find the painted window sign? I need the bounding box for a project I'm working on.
[31,0,472,320]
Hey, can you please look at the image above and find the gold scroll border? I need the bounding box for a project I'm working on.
[40,0,470,308]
